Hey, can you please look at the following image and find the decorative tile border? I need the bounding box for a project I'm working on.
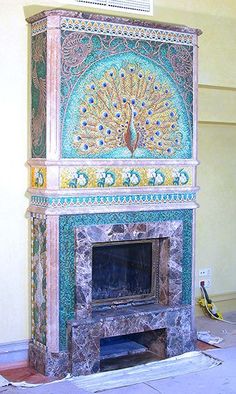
[31,167,47,189]
[31,192,196,209]
[61,18,194,46]
[60,167,192,189]
[32,18,47,36]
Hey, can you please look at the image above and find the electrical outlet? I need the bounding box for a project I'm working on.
[205,278,212,288]
[199,278,212,288]
[199,268,211,277]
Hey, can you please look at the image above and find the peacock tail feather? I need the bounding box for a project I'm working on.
[73,63,182,157]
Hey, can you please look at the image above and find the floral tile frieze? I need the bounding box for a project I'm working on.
[31,167,47,188]
[60,166,192,189]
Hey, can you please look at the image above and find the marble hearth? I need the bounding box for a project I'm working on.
[27,10,201,376]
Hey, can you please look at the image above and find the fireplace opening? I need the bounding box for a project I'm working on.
[92,239,158,306]
[100,329,167,372]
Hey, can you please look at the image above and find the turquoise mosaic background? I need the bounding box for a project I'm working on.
[61,32,193,159]
[59,209,193,350]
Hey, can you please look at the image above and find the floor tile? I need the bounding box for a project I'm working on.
[99,382,160,393]
[146,347,236,394]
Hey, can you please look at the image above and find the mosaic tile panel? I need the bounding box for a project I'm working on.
[61,31,193,160]
[59,209,193,350]
[31,216,47,346]
[31,167,47,188]
[31,32,47,158]
[60,166,192,188]
[31,192,196,209]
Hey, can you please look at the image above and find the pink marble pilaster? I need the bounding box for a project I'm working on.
[192,33,199,165]
[46,15,61,161]
[46,215,59,352]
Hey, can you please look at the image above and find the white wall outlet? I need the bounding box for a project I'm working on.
[199,267,211,277]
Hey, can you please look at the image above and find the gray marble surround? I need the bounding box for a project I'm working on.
[75,221,183,317]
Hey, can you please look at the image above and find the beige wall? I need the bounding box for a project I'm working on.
[0,0,235,343]
[197,123,236,292]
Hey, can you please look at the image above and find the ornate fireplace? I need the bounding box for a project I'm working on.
[27,9,201,376]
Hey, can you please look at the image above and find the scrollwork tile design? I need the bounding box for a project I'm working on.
[31,216,47,346]
[31,33,47,158]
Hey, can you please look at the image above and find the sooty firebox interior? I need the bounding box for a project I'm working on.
[92,240,158,307]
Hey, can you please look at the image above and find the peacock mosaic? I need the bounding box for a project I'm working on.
[61,31,193,160]
[31,216,47,347]
[60,166,192,189]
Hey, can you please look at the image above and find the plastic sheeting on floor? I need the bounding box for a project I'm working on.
[0,374,9,387]
[72,351,222,393]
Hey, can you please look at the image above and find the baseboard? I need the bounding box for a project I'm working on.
[195,291,236,317]
[0,340,29,370]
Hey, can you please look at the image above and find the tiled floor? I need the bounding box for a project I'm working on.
[0,367,55,384]
[196,311,236,348]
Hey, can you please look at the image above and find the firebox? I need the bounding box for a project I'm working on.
[92,240,155,306]
[27,9,201,377]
